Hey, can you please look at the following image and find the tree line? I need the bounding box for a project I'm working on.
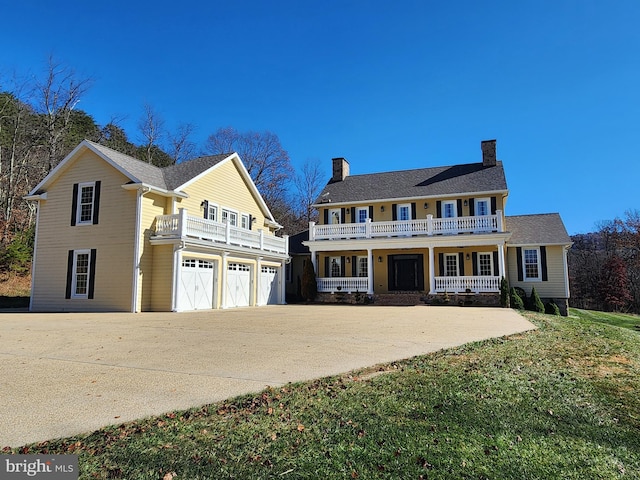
[569,210,640,314]
[0,57,324,270]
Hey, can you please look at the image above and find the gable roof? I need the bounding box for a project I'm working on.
[506,213,572,246]
[314,162,508,205]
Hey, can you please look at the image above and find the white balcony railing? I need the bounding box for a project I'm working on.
[153,209,288,255]
[434,276,500,293]
[317,277,369,293]
[309,212,503,241]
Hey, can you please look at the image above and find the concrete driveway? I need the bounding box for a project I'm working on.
[0,305,534,447]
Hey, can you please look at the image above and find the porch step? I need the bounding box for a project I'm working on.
[373,293,426,306]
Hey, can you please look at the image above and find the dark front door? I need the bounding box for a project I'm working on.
[388,254,424,291]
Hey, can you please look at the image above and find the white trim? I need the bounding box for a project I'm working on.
[397,203,412,221]
[522,247,542,282]
[29,200,42,311]
[442,200,457,218]
[475,198,490,216]
[563,245,571,297]
[329,208,342,224]
[312,190,509,208]
[356,207,368,223]
[477,251,494,276]
[75,181,96,225]
[71,249,92,299]
[121,182,189,199]
[444,253,459,277]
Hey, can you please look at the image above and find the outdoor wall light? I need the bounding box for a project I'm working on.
[346,257,350,263]
[424,202,429,209]
[380,205,385,212]
[464,199,468,206]
[378,256,382,263]
[466,253,470,260]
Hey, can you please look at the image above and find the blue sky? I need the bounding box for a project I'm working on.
[2,0,639,235]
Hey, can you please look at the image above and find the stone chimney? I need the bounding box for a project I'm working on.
[481,139,497,167]
[331,157,350,182]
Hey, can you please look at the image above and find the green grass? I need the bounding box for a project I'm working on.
[571,308,640,332]
[6,310,640,479]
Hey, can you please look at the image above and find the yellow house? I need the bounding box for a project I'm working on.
[302,140,573,314]
[25,140,289,312]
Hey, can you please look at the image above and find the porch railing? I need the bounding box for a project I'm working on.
[317,277,369,293]
[434,276,500,293]
[309,212,502,240]
[153,209,288,255]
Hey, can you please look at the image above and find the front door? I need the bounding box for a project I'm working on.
[388,254,424,291]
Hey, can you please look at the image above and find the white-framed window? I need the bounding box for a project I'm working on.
[76,182,96,225]
[478,252,493,276]
[475,198,490,216]
[357,256,368,277]
[72,249,91,298]
[398,203,411,221]
[241,214,250,229]
[443,200,457,218]
[222,209,238,226]
[357,207,368,223]
[445,253,459,277]
[329,208,341,224]
[329,257,341,277]
[207,204,218,222]
[523,248,541,281]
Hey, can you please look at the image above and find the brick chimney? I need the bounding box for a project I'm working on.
[481,139,497,167]
[331,157,350,182]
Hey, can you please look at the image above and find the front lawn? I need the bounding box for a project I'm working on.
[6,310,640,479]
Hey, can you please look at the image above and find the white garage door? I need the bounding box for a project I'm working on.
[178,259,214,311]
[226,263,251,308]
[258,266,279,305]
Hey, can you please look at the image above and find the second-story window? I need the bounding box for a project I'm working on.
[443,201,456,218]
[222,209,238,226]
[357,207,368,223]
[475,199,490,216]
[398,204,411,221]
[241,214,250,229]
[329,208,341,224]
[72,181,101,226]
[207,205,218,222]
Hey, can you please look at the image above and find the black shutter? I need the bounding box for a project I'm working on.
[438,253,444,276]
[324,257,329,277]
[472,252,478,276]
[436,201,442,218]
[493,251,499,276]
[491,197,497,215]
[411,203,417,220]
[392,204,398,221]
[340,256,346,276]
[457,199,463,217]
[249,214,253,230]
[459,252,465,276]
[323,209,328,224]
[71,183,79,226]
[388,256,395,290]
[65,250,74,299]
[203,200,209,219]
[540,246,548,281]
[340,208,345,224]
[516,247,523,281]
[369,205,374,221]
[88,249,97,299]
[351,207,356,223]
[352,256,357,277]
[469,198,475,216]
[92,181,101,225]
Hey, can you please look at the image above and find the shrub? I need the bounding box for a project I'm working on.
[529,286,545,313]
[510,287,524,310]
[300,260,317,302]
[500,276,510,308]
[545,301,561,316]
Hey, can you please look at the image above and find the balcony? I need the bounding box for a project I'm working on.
[152,209,288,255]
[317,277,369,293]
[309,212,503,241]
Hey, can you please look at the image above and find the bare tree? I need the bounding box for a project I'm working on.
[204,126,294,207]
[167,122,196,164]
[293,158,324,225]
[137,103,165,164]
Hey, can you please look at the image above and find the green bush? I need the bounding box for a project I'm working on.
[300,260,317,302]
[500,276,510,308]
[529,286,545,313]
[545,301,561,316]
[510,287,524,310]
[0,227,34,274]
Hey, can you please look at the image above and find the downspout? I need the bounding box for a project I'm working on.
[29,200,42,312]
[131,186,150,313]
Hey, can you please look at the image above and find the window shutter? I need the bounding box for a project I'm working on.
[71,183,79,226]
[249,214,253,230]
[438,253,444,276]
[472,252,478,276]
[88,249,97,299]
[92,181,101,225]
[491,197,497,215]
[369,205,373,221]
[411,203,417,220]
[436,201,442,218]
[493,251,499,276]
[323,209,328,224]
[516,247,523,281]
[457,199,463,217]
[65,250,74,299]
[540,246,548,281]
[469,198,475,216]
[340,256,346,276]
[351,207,356,223]
[352,256,357,277]
[392,204,397,221]
[340,208,345,224]
[203,200,209,219]
[324,257,329,277]
[458,252,465,276]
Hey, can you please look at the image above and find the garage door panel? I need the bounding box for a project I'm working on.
[178,259,214,311]
[226,263,251,308]
[259,266,278,305]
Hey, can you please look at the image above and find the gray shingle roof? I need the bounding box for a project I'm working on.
[162,154,230,190]
[315,162,507,205]
[506,214,572,245]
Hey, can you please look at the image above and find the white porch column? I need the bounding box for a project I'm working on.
[256,256,263,306]
[171,243,183,311]
[367,248,374,294]
[280,259,287,304]
[310,248,317,274]
[428,246,435,294]
[497,243,506,279]
[220,252,229,309]
[309,221,316,241]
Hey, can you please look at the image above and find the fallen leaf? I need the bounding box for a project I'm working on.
[163,473,176,480]
[297,424,305,432]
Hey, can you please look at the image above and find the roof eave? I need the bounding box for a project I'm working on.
[312,189,509,208]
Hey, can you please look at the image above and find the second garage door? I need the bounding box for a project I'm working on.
[226,263,251,307]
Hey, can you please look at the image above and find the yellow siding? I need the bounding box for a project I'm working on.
[150,244,174,311]
[31,151,137,312]
[506,245,568,299]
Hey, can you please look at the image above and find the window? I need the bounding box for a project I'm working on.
[207,204,218,222]
[222,209,238,226]
[475,198,489,216]
[398,204,411,221]
[478,253,493,276]
[329,208,341,224]
[357,207,368,223]
[443,201,456,218]
[357,256,368,277]
[241,214,250,229]
[445,254,458,277]
[523,248,541,281]
[329,257,341,277]
[72,181,100,226]
[66,249,96,299]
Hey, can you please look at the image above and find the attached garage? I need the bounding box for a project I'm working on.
[226,263,252,308]
[177,259,215,311]
[258,266,279,305]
